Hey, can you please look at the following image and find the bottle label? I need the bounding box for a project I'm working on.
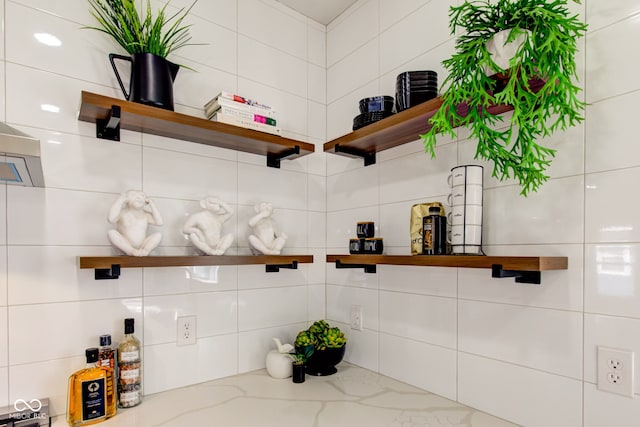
[119,390,141,406]
[81,377,106,421]
[120,350,139,362]
[120,368,139,381]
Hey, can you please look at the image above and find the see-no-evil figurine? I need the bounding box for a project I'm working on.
[107,190,163,256]
[248,202,287,255]
[183,196,234,255]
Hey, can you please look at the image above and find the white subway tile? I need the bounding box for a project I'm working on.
[586,18,640,103]
[584,383,640,427]
[307,283,325,321]
[326,206,379,249]
[584,313,640,393]
[586,168,640,243]
[308,173,326,211]
[8,246,142,305]
[326,259,379,289]
[0,307,6,366]
[307,249,326,286]
[380,291,456,349]
[9,356,84,418]
[238,36,307,98]
[238,0,306,59]
[237,262,308,290]
[378,200,417,251]
[379,0,455,76]
[327,39,379,103]
[238,323,304,373]
[326,80,378,142]
[143,146,238,203]
[7,187,114,246]
[327,1,378,67]
[379,265,457,298]
[144,292,237,346]
[586,91,640,173]
[179,0,237,31]
[326,284,378,330]
[308,211,326,248]
[144,266,237,296]
[308,23,326,67]
[12,0,101,28]
[307,148,327,178]
[238,287,306,331]
[483,175,584,245]
[237,164,307,210]
[144,334,238,394]
[587,0,640,35]
[336,320,379,372]
[0,367,7,408]
[175,14,237,74]
[459,300,582,379]
[379,144,457,204]
[585,244,640,318]
[458,353,582,427]
[380,333,457,401]
[0,246,5,307]
[9,299,142,364]
[308,64,326,103]
[327,163,379,211]
[308,100,327,141]
[459,244,583,311]
[380,0,433,31]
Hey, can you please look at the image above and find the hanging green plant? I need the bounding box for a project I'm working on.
[420,0,587,195]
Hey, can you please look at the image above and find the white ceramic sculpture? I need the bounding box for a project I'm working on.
[265,338,294,379]
[248,202,287,255]
[107,190,163,256]
[183,196,234,255]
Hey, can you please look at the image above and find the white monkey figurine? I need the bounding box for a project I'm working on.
[107,190,163,256]
[248,202,287,255]
[183,196,234,255]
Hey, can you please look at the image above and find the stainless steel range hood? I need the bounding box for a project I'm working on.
[0,122,45,187]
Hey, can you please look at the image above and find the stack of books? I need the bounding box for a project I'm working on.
[204,92,280,136]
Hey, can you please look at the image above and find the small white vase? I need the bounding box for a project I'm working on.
[483,29,531,76]
[266,350,293,379]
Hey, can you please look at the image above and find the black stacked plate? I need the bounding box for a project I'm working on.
[353,96,394,130]
[396,71,438,112]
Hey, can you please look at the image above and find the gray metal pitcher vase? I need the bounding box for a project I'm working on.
[109,52,179,111]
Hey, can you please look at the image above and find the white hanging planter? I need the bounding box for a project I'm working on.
[483,29,531,76]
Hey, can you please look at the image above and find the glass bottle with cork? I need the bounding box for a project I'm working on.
[98,334,117,418]
[67,348,109,426]
[117,318,142,408]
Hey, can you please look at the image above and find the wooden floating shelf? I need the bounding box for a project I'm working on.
[78,91,315,167]
[79,255,314,280]
[326,254,567,284]
[324,78,546,165]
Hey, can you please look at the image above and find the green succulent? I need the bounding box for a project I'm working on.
[296,320,346,352]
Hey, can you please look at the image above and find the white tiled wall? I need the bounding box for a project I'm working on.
[0,0,326,417]
[325,1,640,426]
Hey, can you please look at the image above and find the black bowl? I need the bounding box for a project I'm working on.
[353,111,394,130]
[397,70,438,78]
[297,345,346,376]
[396,91,438,112]
[359,95,394,113]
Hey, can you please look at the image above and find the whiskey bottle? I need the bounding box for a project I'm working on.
[98,334,117,418]
[67,348,108,426]
[117,318,142,408]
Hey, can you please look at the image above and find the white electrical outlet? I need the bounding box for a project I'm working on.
[177,315,197,346]
[597,346,635,398]
[350,305,363,331]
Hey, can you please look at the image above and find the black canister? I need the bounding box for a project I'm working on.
[422,206,447,255]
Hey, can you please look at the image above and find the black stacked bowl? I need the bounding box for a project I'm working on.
[353,96,394,130]
[396,71,438,112]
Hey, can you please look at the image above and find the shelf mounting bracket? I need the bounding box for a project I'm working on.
[265,260,298,273]
[96,105,121,141]
[267,145,300,168]
[335,259,376,274]
[491,264,541,284]
[95,264,121,280]
[334,144,376,166]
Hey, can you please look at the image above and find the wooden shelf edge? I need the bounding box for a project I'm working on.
[326,254,567,271]
[79,254,314,269]
[78,91,315,159]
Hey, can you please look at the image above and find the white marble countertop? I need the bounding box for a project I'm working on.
[52,363,519,426]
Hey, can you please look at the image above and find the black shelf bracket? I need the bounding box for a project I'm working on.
[335,259,376,274]
[95,264,121,280]
[334,144,376,166]
[267,145,300,168]
[491,264,541,284]
[96,105,121,141]
[265,260,298,273]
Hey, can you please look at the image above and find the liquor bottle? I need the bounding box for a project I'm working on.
[67,348,108,426]
[117,318,142,408]
[98,335,116,418]
[422,206,447,255]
